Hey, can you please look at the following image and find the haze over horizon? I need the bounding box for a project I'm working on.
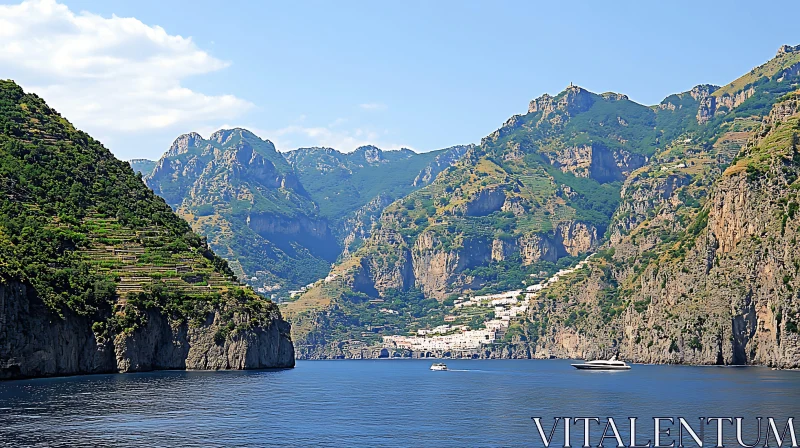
[0,0,798,160]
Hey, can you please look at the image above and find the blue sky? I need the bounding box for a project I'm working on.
[1,0,798,160]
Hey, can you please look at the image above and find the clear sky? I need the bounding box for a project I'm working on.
[1,0,798,160]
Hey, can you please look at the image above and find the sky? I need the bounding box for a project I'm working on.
[0,0,798,160]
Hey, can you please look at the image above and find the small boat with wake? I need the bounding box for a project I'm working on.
[430,363,448,371]
[571,355,630,371]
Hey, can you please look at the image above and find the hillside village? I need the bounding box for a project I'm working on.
[382,255,594,355]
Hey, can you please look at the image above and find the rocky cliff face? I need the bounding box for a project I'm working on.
[410,232,492,299]
[339,194,394,257]
[341,217,601,300]
[0,282,294,380]
[545,143,646,182]
[697,87,757,124]
[517,93,800,367]
[459,187,506,216]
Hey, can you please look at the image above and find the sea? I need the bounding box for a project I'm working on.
[0,359,798,447]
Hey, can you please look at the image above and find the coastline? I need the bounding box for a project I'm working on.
[295,349,800,369]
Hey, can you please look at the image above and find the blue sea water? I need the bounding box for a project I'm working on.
[0,360,798,447]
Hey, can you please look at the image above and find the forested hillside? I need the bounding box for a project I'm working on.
[0,81,294,380]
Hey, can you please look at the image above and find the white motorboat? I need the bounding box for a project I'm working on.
[430,363,448,371]
[571,355,630,370]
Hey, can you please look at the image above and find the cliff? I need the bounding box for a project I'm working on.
[517,91,800,368]
[0,281,294,379]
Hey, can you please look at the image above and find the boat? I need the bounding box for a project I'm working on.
[430,363,448,371]
[571,355,631,370]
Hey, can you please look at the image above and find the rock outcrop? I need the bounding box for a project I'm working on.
[545,143,645,182]
[460,187,506,216]
[697,87,756,124]
[411,233,492,299]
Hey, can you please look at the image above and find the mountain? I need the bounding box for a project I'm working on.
[284,144,471,252]
[145,129,337,297]
[0,81,294,380]
[129,158,156,177]
[144,136,469,298]
[522,90,800,367]
[285,45,800,364]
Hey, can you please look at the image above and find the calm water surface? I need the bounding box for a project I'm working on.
[0,360,798,447]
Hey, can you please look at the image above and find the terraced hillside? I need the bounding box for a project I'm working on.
[78,215,240,297]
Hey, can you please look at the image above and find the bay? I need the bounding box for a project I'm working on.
[0,360,798,447]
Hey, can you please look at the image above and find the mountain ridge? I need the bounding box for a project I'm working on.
[143,128,470,298]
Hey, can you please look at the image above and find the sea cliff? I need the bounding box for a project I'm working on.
[0,281,294,380]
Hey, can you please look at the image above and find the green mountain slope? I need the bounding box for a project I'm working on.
[0,81,293,379]
[334,86,670,300]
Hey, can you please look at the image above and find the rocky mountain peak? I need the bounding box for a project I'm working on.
[557,84,594,114]
[166,131,203,157]
[528,85,595,116]
[353,145,384,164]
[528,93,555,114]
[209,128,261,145]
[689,84,719,101]
[777,44,800,57]
[600,92,629,101]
